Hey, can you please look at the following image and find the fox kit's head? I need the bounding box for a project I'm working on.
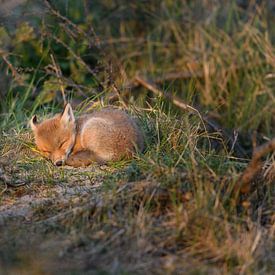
[30,103,76,166]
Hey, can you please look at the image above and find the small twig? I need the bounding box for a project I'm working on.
[44,0,99,47]
[48,33,96,76]
[125,59,267,91]
[44,1,130,107]
[134,75,247,157]
[111,83,128,108]
[135,75,211,150]
[125,70,205,90]
[135,76,198,114]
[105,61,128,108]
[1,53,25,85]
[50,54,67,105]
[45,32,104,91]
[235,138,275,194]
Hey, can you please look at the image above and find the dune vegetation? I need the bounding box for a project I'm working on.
[0,1,274,274]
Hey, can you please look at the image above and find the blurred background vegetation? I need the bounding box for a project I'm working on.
[0,0,274,138]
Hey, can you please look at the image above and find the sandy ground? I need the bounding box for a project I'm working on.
[0,164,109,273]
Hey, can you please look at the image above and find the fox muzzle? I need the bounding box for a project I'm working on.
[54,160,64,166]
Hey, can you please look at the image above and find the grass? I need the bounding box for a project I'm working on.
[0,0,274,274]
[0,104,273,274]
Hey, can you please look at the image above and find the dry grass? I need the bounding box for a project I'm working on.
[0,106,274,274]
[0,0,274,274]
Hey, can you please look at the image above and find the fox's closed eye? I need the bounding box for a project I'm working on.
[59,140,68,148]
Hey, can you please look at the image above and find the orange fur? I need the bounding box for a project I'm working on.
[30,104,144,167]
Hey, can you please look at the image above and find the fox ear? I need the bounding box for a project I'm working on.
[30,115,38,131]
[61,103,75,126]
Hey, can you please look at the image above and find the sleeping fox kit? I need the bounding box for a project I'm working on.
[30,104,144,167]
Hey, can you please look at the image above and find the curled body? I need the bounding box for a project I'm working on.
[30,104,144,167]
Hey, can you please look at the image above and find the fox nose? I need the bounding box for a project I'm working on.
[55,160,63,166]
